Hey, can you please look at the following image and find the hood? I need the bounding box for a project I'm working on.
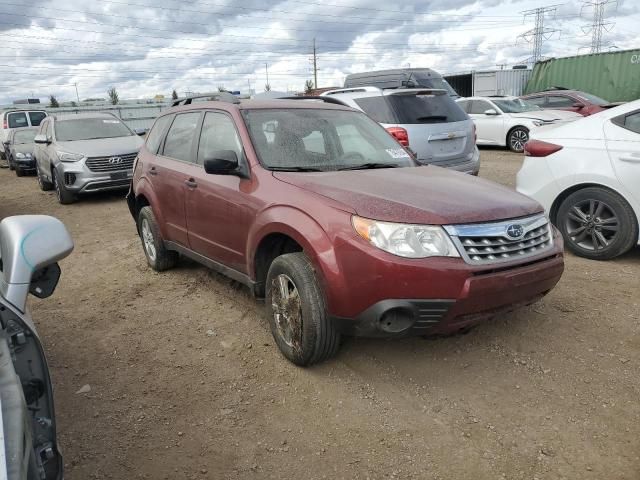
[274,166,542,225]
[56,135,143,157]
[508,110,580,122]
[12,144,35,155]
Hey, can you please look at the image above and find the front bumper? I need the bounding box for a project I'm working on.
[15,158,36,170]
[325,226,564,338]
[58,161,133,194]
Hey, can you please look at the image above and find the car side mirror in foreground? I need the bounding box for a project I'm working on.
[0,215,74,312]
[204,150,248,178]
[484,109,499,116]
[134,128,148,136]
[34,134,49,144]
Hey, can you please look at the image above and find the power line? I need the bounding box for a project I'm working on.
[581,0,617,53]
[517,5,562,64]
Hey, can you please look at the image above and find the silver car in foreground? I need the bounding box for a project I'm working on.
[321,87,480,174]
[33,113,144,204]
[0,215,74,480]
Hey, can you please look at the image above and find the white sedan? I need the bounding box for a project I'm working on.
[457,96,581,153]
[517,99,640,260]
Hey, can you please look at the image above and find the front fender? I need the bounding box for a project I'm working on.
[247,205,345,301]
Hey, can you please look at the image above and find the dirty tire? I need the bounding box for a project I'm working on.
[556,187,638,260]
[507,126,529,153]
[266,252,340,366]
[53,169,76,204]
[36,162,53,191]
[138,206,178,271]
[15,167,24,177]
[8,157,15,171]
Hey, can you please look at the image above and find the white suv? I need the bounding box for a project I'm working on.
[321,87,479,175]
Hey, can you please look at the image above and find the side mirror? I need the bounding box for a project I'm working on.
[0,215,74,312]
[34,134,49,144]
[204,150,240,175]
[484,109,499,116]
[134,128,148,136]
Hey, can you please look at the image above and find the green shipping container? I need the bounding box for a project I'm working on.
[525,48,640,102]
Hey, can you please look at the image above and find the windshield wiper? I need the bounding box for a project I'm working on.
[269,166,324,172]
[415,115,447,123]
[337,163,401,171]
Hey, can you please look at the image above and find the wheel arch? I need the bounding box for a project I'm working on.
[550,182,635,225]
[131,179,169,237]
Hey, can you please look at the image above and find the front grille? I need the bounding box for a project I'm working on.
[85,152,137,172]
[445,214,554,265]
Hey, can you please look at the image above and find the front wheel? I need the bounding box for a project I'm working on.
[8,156,15,171]
[266,252,341,366]
[508,127,529,153]
[53,169,76,204]
[15,167,24,177]
[556,187,638,260]
[36,162,54,191]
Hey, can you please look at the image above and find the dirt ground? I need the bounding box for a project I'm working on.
[1,150,639,480]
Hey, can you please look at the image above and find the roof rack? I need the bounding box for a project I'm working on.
[172,92,240,107]
[279,96,349,106]
[322,86,382,96]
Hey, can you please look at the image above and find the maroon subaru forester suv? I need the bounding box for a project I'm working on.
[127,94,564,366]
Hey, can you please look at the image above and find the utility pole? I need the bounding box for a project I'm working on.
[265,63,270,86]
[74,83,80,103]
[581,0,617,53]
[313,38,318,89]
[518,5,561,65]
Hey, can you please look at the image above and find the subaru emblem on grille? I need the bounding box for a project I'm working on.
[506,224,524,239]
[108,156,122,164]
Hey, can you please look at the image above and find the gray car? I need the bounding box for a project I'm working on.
[33,113,144,204]
[4,127,38,176]
[321,87,480,175]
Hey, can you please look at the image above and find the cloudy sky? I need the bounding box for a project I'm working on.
[0,0,637,104]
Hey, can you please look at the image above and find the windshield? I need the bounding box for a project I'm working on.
[576,92,608,105]
[243,108,416,172]
[55,118,133,142]
[13,129,37,144]
[493,98,542,113]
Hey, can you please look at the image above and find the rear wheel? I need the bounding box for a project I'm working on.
[556,187,638,260]
[138,206,178,271]
[266,252,341,366]
[53,169,77,204]
[508,126,529,153]
[36,162,53,191]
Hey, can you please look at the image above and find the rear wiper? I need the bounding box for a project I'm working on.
[269,166,324,172]
[337,163,401,171]
[416,115,447,122]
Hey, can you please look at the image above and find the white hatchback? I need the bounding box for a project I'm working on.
[457,96,580,153]
[516,100,640,260]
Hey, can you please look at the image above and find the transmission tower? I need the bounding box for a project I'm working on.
[518,5,561,65]
[581,0,617,53]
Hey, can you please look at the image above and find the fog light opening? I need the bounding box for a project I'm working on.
[64,173,76,186]
[379,308,414,334]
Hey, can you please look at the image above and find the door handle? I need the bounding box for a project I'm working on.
[620,154,640,163]
[149,166,158,176]
[185,178,198,188]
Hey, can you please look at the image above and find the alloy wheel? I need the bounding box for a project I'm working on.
[271,274,302,350]
[140,218,157,262]
[564,199,619,251]
[510,129,528,152]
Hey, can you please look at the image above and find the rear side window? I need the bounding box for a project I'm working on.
[353,97,396,123]
[387,94,468,124]
[162,112,201,162]
[28,111,46,126]
[456,100,471,113]
[546,96,575,108]
[469,100,493,115]
[612,111,640,134]
[525,96,546,107]
[8,112,28,128]
[145,115,173,154]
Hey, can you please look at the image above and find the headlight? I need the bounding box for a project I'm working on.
[352,216,460,258]
[15,152,25,159]
[57,151,84,162]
